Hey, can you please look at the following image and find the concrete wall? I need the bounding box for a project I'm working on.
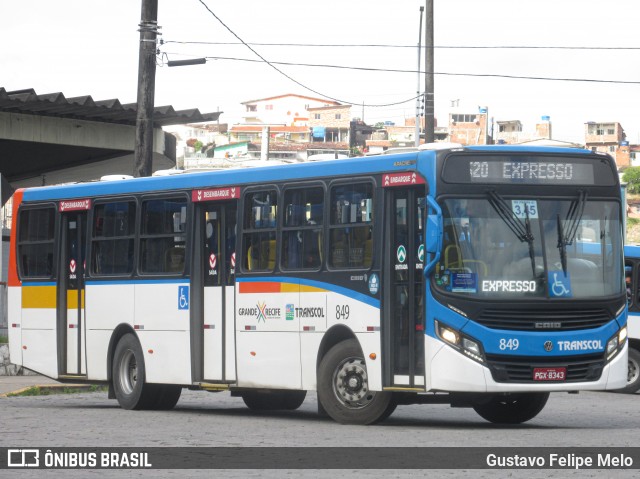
[0,343,36,376]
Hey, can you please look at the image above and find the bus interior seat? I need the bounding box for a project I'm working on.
[247,239,276,270]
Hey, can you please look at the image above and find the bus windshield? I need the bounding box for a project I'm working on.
[434,195,623,299]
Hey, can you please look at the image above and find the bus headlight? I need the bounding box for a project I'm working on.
[606,327,627,361]
[435,321,485,364]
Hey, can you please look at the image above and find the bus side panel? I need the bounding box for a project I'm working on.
[7,190,24,367]
[324,289,383,392]
[235,281,301,389]
[138,330,192,384]
[7,287,23,368]
[20,284,58,377]
[134,282,191,385]
[236,331,301,389]
[355,332,383,392]
[85,283,136,380]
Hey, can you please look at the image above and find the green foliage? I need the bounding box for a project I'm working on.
[623,167,640,194]
[0,335,7,344]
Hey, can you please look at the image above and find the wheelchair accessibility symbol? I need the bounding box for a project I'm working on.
[178,285,190,310]
[548,271,571,298]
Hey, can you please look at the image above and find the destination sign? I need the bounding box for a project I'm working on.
[442,155,615,186]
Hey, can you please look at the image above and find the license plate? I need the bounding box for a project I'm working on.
[533,367,566,381]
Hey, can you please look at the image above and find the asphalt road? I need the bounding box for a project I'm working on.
[1,388,638,478]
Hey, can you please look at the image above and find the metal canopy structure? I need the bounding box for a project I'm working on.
[0,88,221,183]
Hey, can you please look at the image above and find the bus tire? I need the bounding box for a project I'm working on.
[112,333,156,410]
[616,347,640,394]
[317,339,396,425]
[241,390,306,410]
[150,385,182,410]
[472,392,549,424]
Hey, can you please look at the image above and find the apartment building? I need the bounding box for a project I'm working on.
[584,122,628,167]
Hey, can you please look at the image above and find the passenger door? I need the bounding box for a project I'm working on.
[191,187,239,383]
[57,200,90,376]
[382,178,426,389]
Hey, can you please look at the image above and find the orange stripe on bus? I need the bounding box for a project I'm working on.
[8,190,24,287]
[239,282,282,294]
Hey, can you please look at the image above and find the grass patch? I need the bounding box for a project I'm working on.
[0,335,8,344]
[7,384,107,397]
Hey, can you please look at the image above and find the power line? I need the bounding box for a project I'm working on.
[194,0,418,107]
[163,39,640,50]
[163,52,640,85]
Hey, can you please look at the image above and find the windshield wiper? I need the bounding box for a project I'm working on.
[487,190,538,278]
[556,190,588,275]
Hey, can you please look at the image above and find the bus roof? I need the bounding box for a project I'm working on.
[20,145,602,202]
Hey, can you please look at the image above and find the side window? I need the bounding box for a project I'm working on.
[282,187,324,270]
[140,197,188,274]
[243,190,277,271]
[91,201,136,276]
[17,207,56,279]
[329,183,374,269]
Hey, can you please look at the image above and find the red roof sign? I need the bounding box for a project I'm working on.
[59,199,91,211]
[382,172,425,187]
[192,187,240,202]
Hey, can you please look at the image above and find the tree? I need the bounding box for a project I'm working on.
[623,167,640,194]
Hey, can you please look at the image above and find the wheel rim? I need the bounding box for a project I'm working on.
[332,356,375,409]
[628,356,640,385]
[118,349,137,395]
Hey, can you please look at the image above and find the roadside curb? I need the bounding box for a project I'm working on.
[0,384,93,398]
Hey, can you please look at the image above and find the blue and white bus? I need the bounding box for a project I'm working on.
[8,144,628,424]
[622,245,640,393]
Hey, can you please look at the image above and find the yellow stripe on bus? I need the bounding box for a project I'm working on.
[22,285,57,309]
[67,290,85,309]
[22,286,85,309]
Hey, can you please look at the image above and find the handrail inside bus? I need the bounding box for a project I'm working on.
[424,195,443,277]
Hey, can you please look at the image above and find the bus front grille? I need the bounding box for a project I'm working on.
[485,353,604,383]
[475,308,611,331]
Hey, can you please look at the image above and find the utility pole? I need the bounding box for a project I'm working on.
[424,0,435,144]
[134,0,159,177]
[415,6,424,147]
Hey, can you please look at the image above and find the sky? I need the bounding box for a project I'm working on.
[1,0,639,144]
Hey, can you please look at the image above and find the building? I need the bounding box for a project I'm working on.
[495,120,524,144]
[448,107,490,145]
[495,116,553,145]
[584,122,626,167]
[308,104,352,143]
[228,125,311,144]
[240,93,340,126]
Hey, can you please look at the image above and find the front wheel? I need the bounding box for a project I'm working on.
[616,347,640,394]
[472,392,549,424]
[317,339,396,425]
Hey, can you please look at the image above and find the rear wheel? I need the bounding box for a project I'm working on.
[242,390,307,410]
[112,333,157,410]
[150,385,182,410]
[472,392,549,424]
[616,347,640,394]
[317,339,396,425]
